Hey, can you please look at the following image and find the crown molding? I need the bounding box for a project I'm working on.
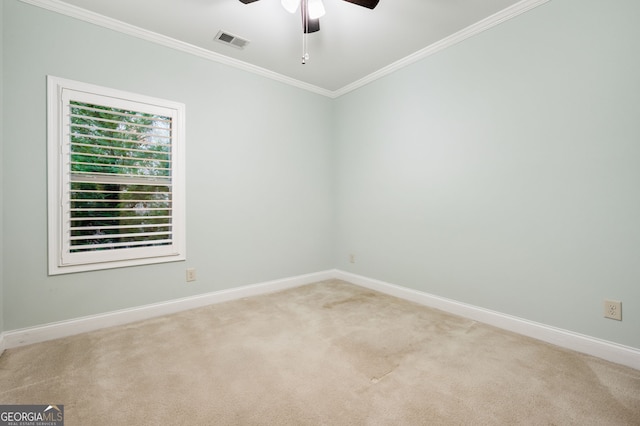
[333,0,550,97]
[18,0,334,98]
[18,0,549,98]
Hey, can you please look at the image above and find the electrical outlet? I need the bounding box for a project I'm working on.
[186,268,197,282]
[604,299,622,321]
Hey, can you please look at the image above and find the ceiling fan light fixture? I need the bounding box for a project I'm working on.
[308,0,326,19]
[281,0,301,13]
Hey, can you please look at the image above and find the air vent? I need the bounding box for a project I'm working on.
[214,30,250,49]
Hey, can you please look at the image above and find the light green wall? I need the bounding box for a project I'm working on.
[335,0,640,348]
[1,0,5,338]
[2,0,333,330]
[2,0,639,351]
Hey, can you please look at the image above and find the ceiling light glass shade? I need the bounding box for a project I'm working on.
[308,0,326,19]
[281,0,301,13]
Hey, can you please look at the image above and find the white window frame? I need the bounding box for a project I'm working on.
[47,76,186,275]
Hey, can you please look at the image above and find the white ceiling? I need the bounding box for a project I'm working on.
[33,0,544,95]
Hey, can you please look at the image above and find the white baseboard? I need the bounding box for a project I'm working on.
[2,270,334,350]
[335,270,640,371]
[3,268,638,371]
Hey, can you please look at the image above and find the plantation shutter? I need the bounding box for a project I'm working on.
[59,88,182,266]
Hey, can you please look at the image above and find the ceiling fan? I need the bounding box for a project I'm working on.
[239,0,379,63]
[239,0,380,34]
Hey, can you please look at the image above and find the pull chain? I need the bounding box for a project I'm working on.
[302,35,309,64]
[301,0,309,64]
[302,31,309,64]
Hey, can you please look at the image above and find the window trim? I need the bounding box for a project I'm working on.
[47,76,186,275]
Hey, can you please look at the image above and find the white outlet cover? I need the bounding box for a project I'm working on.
[186,268,196,282]
[604,300,622,321]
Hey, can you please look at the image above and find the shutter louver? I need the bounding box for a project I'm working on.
[67,101,174,254]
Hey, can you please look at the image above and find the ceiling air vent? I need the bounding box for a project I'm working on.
[214,30,250,49]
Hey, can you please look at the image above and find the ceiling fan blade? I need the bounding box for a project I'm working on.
[342,0,379,9]
[238,0,260,4]
[303,18,320,33]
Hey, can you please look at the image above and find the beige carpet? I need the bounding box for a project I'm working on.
[1,279,639,425]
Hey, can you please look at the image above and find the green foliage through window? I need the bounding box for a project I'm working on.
[69,101,174,252]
